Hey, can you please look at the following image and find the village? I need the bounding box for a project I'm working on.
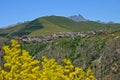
[19,30,110,43]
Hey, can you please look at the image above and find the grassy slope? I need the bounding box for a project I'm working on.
[0,22,29,37]
[0,16,120,38]
[28,16,120,36]
[41,16,82,31]
[28,18,70,36]
[42,16,120,32]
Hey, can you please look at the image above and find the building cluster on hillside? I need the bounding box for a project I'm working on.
[17,30,110,43]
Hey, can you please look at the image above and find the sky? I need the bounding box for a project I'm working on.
[0,0,120,28]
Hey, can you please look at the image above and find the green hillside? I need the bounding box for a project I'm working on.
[0,22,29,38]
[40,16,120,32]
[0,15,120,38]
[28,18,70,36]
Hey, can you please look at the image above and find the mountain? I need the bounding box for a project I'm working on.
[0,15,120,80]
[69,14,87,22]
[0,15,120,39]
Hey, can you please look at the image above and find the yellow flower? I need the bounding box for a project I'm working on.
[32,66,40,72]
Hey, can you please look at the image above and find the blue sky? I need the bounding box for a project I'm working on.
[0,0,120,28]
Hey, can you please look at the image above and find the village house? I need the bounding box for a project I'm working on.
[20,30,109,43]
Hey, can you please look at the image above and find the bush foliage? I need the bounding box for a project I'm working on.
[0,40,97,80]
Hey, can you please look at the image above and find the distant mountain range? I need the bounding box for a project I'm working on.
[68,14,88,22]
[68,14,117,24]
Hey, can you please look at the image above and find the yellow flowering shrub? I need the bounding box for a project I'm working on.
[0,40,97,80]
